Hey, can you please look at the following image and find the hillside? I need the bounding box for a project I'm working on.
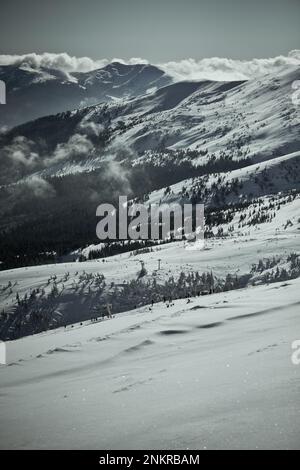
[0,278,299,449]
[0,191,299,340]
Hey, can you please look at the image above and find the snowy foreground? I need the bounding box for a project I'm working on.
[0,278,299,449]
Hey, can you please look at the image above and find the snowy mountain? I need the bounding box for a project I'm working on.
[0,57,300,451]
[0,61,299,291]
[2,66,299,176]
[0,62,171,129]
[0,65,299,252]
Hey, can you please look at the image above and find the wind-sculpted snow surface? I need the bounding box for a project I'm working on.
[0,279,299,449]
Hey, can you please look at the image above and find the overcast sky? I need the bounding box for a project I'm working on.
[0,0,299,61]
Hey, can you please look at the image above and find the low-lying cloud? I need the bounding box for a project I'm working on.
[0,53,147,74]
[1,125,134,199]
[22,175,56,198]
[4,136,39,168]
[0,52,107,73]
[50,133,94,165]
[0,50,299,81]
[158,50,300,81]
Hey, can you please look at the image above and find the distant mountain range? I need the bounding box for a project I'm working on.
[0,60,299,269]
[0,62,172,129]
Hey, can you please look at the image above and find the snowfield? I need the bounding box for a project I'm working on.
[0,278,299,449]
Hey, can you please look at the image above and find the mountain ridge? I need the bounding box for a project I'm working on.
[0,61,172,129]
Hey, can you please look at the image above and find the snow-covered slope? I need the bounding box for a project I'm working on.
[0,278,299,449]
[0,193,299,339]
[146,150,300,206]
[55,66,299,161]
[2,66,299,179]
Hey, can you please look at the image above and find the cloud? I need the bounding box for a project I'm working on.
[158,51,300,81]
[78,120,105,137]
[103,158,131,192]
[0,52,108,73]
[110,57,149,66]
[0,51,299,82]
[22,175,56,198]
[4,136,39,168]
[49,133,94,165]
[99,140,137,197]
[0,53,148,74]
[0,125,9,135]
[2,132,96,174]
